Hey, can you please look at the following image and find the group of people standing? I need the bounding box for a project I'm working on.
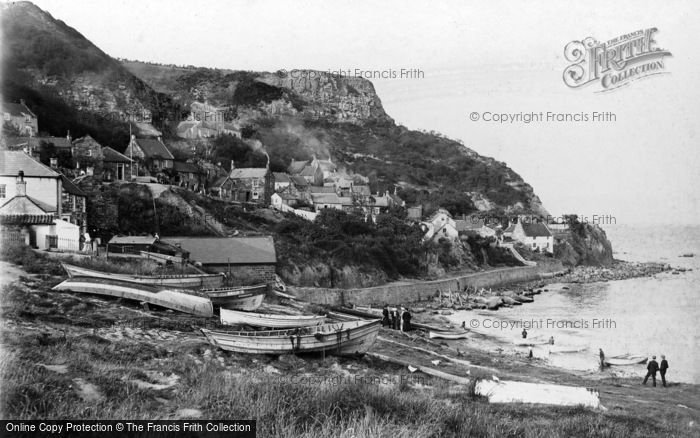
[381,305,412,332]
[643,355,670,387]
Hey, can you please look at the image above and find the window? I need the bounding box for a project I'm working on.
[0,185,5,198]
[87,150,92,156]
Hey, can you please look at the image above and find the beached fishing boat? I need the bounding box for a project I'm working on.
[61,263,225,289]
[428,331,469,340]
[203,284,267,310]
[220,308,326,328]
[513,338,551,346]
[52,276,213,317]
[548,346,588,354]
[201,319,381,355]
[604,354,648,366]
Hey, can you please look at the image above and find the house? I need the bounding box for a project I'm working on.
[407,205,423,221]
[71,135,105,174]
[456,217,497,239]
[287,158,323,185]
[228,160,273,204]
[0,153,84,251]
[316,157,337,179]
[511,221,554,254]
[162,236,277,283]
[173,161,202,191]
[106,235,159,254]
[2,100,38,136]
[273,172,292,191]
[209,175,233,199]
[101,146,133,182]
[123,135,174,175]
[311,192,343,211]
[420,208,459,242]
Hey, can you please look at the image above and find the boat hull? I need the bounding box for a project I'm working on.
[61,263,225,289]
[605,356,648,366]
[201,319,381,355]
[52,277,213,317]
[220,308,326,328]
[212,292,265,311]
[429,331,469,340]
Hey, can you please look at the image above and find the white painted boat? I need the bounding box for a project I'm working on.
[476,379,602,408]
[604,355,648,366]
[203,284,267,310]
[428,331,469,340]
[201,319,381,355]
[61,263,225,289]
[52,277,213,317]
[220,308,326,328]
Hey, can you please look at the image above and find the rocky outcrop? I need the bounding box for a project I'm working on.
[554,223,614,267]
[258,71,392,124]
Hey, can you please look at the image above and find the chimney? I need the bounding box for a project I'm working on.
[230,160,235,170]
[66,130,71,142]
[16,171,26,197]
[264,152,270,170]
[157,136,162,143]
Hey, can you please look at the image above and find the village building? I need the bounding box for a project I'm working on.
[407,205,423,221]
[228,159,273,204]
[101,146,133,182]
[0,152,85,250]
[511,221,554,254]
[287,158,323,185]
[173,161,202,191]
[455,217,497,239]
[123,135,174,175]
[272,172,292,191]
[209,175,233,199]
[106,235,159,255]
[71,135,105,174]
[420,208,459,242]
[2,100,38,136]
[162,236,277,284]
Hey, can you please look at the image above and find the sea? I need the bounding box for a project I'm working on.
[448,224,700,384]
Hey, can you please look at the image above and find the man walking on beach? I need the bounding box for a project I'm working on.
[659,355,669,387]
[643,356,659,387]
[522,328,528,339]
[599,349,606,370]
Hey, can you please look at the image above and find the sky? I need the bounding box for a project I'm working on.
[25,0,700,225]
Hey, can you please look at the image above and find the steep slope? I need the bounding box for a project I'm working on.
[0,1,176,145]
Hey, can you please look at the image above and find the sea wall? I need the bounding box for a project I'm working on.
[289,261,565,306]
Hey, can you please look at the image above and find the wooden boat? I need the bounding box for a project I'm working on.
[514,338,551,346]
[604,355,648,366]
[513,295,534,303]
[428,331,469,340]
[61,263,225,289]
[220,308,326,328]
[203,284,266,311]
[52,276,213,317]
[200,319,381,355]
[548,346,588,354]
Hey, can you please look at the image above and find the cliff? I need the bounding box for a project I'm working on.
[554,222,614,267]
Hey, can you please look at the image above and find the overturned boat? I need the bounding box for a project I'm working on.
[204,284,266,311]
[52,276,213,317]
[220,308,326,328]
[201,319,381,355]
[428,330,470,340]
[61,263,225,289]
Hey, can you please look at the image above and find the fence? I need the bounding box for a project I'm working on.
[45,235,83,252]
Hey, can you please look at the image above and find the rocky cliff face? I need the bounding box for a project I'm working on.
[258,71,392,124]
[554,223,614,267]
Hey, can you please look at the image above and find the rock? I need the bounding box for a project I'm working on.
[71,378,103,403]
[36,363,68,374]
[174,408,203,419]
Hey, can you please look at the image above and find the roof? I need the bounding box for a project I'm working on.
[308,186,336,194]
[230,168,268,179]
[351,185,371,196]
[288,160,309,174]
[60,174,87,197]
[134,138,175,160]
[520,223,552,237]
[317,160,337,172]
[372,196,390,207]
[0,151,60,178]
[339,196,354,206]
[101,146,132,163]
[273,172,291,183]
[211,176,230,188]
[455,220,468,232]
[427,208,453,223]
[311,193,342,204]
[30,137,72,149]
[3,102,35,118]
[163,236,277,265]
[0,195,55,225]
[504,224,516,233]
[108,235,158,245]
[72,134,101,147]
[173,161,201,174]
[291,176,308,186]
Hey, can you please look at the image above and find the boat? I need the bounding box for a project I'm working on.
[604,354,648,366]
[200,319,381,355]
[513,295,534,303]
[514,338,551,346]
[202,284,267,310]
[220,308,326,328]
[61,263,225,289]
[428,331,469,340]
[548,346,588,354]
[52,277,213,317]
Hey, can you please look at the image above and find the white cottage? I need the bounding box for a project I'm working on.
[511,221,554,254]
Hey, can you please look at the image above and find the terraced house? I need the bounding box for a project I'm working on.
[123,135,174,175]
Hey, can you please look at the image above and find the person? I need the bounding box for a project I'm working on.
[643,356,659,387]
[392,309,400,330]
[659,355,669,387]
[549,336,555,345]
[381,305,390,327]
[522,328,528,339]
[402,308,412,332]
[599,349,606,370]
[528,347,533,359]
[388,309,395,330]
[461,321,466,330]
[399,307,406,331]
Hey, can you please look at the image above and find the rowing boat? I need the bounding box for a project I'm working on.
[201,319,381,355]
[203,284,267,310]
[220,308,326,328]
[61,263,225,289]
[514,338,551,346]
[604,355,648,366]
[52,276,213,317]
[428,331,469,340]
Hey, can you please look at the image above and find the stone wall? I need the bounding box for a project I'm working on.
[208,263,276,285]
[289,262,564,306]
